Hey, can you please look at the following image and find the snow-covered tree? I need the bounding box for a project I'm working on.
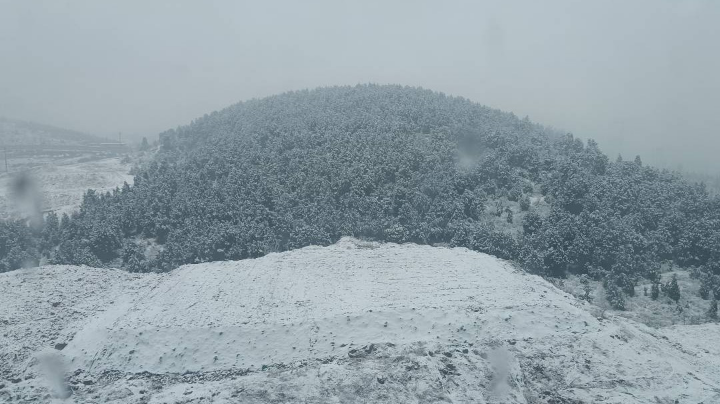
[664,274,681,302]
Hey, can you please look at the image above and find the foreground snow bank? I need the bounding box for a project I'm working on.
[1,238,719,403]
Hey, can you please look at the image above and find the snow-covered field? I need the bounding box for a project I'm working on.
[0,157,133,219]
[1,238,719,403]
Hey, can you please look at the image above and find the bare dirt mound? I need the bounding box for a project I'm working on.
[1,239,719,403]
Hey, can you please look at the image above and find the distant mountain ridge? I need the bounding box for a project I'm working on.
[0,117,108,147]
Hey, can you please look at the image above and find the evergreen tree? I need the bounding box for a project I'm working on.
[59,213,70,232]
[651,282,660,300]
[712,276,720,300]
[580,275,593,302]
[41,211,60,252]
[699,275,711,300]
[519,195,531,211]
[0,220,39,272]
[605,279,626,310]
[522,211,543,235]
[494,201,504,217]
[616,273,636,297]
[708,299,718,321]
[665,274,681,302]
[122,242,147,272]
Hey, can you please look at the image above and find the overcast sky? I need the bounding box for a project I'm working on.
[1,0,719,171]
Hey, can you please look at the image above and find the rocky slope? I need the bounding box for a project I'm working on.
[1,238,718,403]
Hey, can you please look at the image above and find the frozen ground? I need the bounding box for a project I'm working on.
[1,238,719,403]
[557,270,714,328]
[0,157,133,219]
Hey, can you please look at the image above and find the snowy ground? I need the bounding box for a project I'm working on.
[1,238,719,403]
[0,157,133,219]
[557,270,714,328]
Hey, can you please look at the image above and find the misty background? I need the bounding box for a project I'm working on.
[1,0,718,172]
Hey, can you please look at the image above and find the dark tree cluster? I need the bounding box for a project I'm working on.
[0,220,39,272]
[2,85,719,310]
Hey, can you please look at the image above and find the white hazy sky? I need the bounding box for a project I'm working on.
[1,0,719,171]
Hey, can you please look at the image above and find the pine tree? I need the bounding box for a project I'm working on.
[605,281,626,310]
[708,299,718,321]
[712,276,720,300]
[508,186,522,202]
[522,211,543,235]
[59,213,70,232]
[616,273,636,297]
[699,275,711,300]
[665,274,681,302]
[494,201,504,217]
[651,282,660,300]
[41,211,60,251]
[580,275,593,302]
[519,195,531,211]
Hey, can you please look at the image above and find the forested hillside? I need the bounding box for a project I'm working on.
[2,85,720,309]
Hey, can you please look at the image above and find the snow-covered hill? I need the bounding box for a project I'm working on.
[2,238,719,403]
[0,118,106,147]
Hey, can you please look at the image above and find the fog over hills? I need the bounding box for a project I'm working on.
[1,1,719,172]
